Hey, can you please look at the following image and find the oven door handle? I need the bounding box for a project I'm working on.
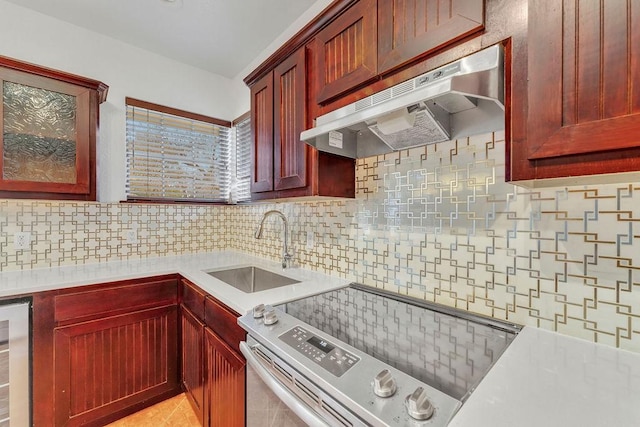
[240,341,330,427]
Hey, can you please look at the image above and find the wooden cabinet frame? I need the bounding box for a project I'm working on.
[0,55,107,200]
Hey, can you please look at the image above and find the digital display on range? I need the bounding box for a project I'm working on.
[280,326,360,377]
[307,335,335,353]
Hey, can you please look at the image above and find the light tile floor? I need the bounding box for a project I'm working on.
[105,393,200,426]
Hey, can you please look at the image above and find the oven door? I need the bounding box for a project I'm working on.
[241,343,327,427]
[242,338,327,427]
[241,336,367,427]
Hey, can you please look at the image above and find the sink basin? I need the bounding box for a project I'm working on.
[205,266,300,293]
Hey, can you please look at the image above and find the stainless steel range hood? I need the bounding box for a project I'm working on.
[301,45,505,158]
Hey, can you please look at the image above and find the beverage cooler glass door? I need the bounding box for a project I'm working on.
[0,300,30,427]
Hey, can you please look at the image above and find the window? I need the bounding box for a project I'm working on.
[125,98,231,202]
[231,112,252,203]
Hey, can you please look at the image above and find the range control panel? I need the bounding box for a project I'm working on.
[279,326,359,377]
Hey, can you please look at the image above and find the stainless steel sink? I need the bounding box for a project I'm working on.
[205,266,300,293]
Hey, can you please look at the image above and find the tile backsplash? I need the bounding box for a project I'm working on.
[0,201,221,269]
[222,131,640,352]
[1,131,639,352]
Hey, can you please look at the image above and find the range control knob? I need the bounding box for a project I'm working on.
[373,369,397,397]
[252,304,266,318]
[263,308,278,325]
[405,387,434,420]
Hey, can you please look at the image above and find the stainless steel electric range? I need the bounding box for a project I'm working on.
[239,284,520,427]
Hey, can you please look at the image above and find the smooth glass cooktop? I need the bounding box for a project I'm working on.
[278,285,519,401]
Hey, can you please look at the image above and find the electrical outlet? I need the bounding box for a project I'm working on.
[306,231,314,250]
[14,232,31,250]
[125,229,138,244]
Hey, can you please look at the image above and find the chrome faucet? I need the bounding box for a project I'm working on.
[254,210,293,269]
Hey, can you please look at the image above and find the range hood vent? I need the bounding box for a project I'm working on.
[301,45,505,158]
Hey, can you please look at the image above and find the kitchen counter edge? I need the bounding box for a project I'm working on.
[0,251,350,314]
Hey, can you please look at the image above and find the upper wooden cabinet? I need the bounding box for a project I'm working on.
[314,0,378,103]
[251,47,307,195]
[245,0,489,200]
[313,0,484,103]
[377,0,485,74]
[274,48,308,190]
[250,46,355,200]
[250,71,274,193]
[510,1,640,183]
[0,56,107,200]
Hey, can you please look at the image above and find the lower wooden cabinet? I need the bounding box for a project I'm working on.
[179,280,247,427]
[33,275,247,426]
[204,327,246,427]
[181,305,206,426]
[53,306,179,426]
[33,275,181,427]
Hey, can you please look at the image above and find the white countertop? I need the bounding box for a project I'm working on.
[3,253,639,425]
[449,326,640,427]
[0,251,350,314]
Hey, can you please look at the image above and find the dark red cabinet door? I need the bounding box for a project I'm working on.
[0,56,107,200]
[250,71,274,193]
[181,305,205,425]
[378,0,484,74]
[274,47,307,191]
[53,305,179,426]
[510,0,640,182]
[314,0,378,103]
[204,327,246,427]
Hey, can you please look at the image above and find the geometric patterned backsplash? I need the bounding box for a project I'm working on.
[221,131,640,353]
[1,130,639,352]
[0,201,221,270]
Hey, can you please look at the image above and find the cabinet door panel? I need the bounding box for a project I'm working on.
[54,305,179,426]
[274,47,307,190]
[204,295,245,352]
[314,0,378,103]
[250,71,274,193]
[181,305,205,425]
[0,67,92,195]
[522,1,640,170]
[204,328,245,427]
[55,276,177,325]
[0,56,105,200]
[378,0,484,74]
[181,278,206,320]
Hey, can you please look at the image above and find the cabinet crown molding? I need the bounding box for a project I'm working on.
[243,0,358,87]
[0,55,108,103]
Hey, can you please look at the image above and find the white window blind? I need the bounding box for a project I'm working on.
[126,98,231,202]
[231,114,252,202]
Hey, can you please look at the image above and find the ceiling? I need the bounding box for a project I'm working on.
[4,0,317,79]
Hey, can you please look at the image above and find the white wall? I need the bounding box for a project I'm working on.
[0,0,236,202]
[229,0,333,119]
